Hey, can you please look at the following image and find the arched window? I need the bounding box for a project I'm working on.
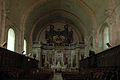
[7,28,15,51]
[24,39,27,55]
[99,23,110,50]
[103,26,109,49]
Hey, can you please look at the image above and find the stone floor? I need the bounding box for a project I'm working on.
[52,73,63,80]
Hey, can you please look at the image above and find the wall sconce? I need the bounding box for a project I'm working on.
[106,43,112,48]
[28,58,30,62]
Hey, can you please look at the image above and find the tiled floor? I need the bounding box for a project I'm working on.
[52,73,63,80]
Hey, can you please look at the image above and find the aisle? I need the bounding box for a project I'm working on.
[52,73,63,80]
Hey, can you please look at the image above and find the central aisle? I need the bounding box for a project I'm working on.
[52,73,63,80]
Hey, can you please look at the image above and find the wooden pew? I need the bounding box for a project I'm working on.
[19,69,54,80]
[79,45,120,69]
[62,67,120,80]
[0,47,38,80]
[0,47,38,70]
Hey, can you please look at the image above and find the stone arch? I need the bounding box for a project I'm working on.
[29,13,87,54]
[33,11,86,37]
[19,0,97,54]
[7,28,15,51]
[20,0,97,36]
[99,23,110,50]
[28,9,88,48]
[5,23,20,52]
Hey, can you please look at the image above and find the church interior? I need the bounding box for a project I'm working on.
[0,0,120,80]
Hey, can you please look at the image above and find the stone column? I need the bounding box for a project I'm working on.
[15,30,24,53]
[53,53,55,65]
[45,54,47,67]
[0,0,2,42]
[76,54,78,68]
[76,48,80,68]
[38,43,42,68]
[71,51,73,68]
[63,52,65,66]
[78,50,80,68]
[0,0,6,46]
[61,51,64,66]
[55,51,56,65]
[76,53,79,68]
[69,54,71,69]
[105,0,117,46]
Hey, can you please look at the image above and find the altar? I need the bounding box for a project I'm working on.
[51,62,66,72]
[41,47,82,71]
[32,24,85,71]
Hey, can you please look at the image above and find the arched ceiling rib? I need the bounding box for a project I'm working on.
[6,0,93,31]
[6,0,119,40]
[31,12,87,41]
[25,0,92,37]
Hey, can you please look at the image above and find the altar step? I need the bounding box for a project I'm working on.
[52,73,63,80]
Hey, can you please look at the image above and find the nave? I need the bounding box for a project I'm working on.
[52,73,63,80]
[0,44,120,80]
[1,0,120,80]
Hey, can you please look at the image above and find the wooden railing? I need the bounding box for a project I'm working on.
[62,68,120,80]
[0,47,38,70]
[0,47,54,80]
[19,69,54,80]
[80,45,120,68]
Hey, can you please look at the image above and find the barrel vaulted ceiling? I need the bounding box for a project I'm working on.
[5,0,120,40]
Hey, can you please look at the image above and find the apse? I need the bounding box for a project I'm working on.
[31,20,85,70]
